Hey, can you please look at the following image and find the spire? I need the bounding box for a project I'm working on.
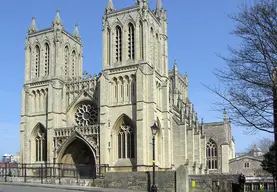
[156,0,162,11]
[107,0,114,10]
[106,0,115,14]
[73,23,81,41]
[155,0,163,18]
[52,9,63,27]
[28,17,38,34]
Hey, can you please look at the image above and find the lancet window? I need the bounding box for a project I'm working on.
[139,21,144,60]
[64,46,69,76]
[115,26,122,62]
[128,23,135,60]
[107,28,111,65]
[71,50,76,76]
[44,43,50,76]
[35,45,40,77]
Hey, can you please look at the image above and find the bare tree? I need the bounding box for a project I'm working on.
[205,0,277,180]
[246,137,274,153]
[206,0,277,134]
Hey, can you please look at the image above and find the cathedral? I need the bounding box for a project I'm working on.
[20,0,235,177]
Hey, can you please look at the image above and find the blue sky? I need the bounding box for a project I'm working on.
[0,0,273,156]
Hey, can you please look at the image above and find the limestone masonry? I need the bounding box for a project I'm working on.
[20,0,235,177]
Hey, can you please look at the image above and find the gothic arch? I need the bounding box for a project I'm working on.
[31,123,47,162]
[138,20,144,60]
[111,20,123,30]
[149,25,155,34]
[71,50,77,76]
[206,139,218,170]
[113,114,133,130]
[64,45,70,76]
[123,19,136,30]
[57,132,97,179]
[31,122,46,137]
[64,43,71,51]
[43,42,50,76]
[41,39,51,48]
[113,114,135,159]
[114,25,123,63]
[57,132,97,162]
[31,42,41,50]
[127,23,135,60]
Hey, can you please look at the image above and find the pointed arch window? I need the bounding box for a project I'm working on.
[206,139,218,169]
[35,127,47,162]
[128,23,135,60]
[115,26,122,62]
[155,33,159,69]
[118,124,135,159]
[64,46,69,76]
[35,45,40,77]
[150,28,154,65]
[107,28,111,65]
[71,50,76,76]
[44,43,50,76]
[139,21,144,60]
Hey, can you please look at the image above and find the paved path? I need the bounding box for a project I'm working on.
[0,183,145,192]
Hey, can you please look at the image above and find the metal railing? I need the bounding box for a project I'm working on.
[0,163,109,183]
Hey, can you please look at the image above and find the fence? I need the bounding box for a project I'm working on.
[0,163,109,183]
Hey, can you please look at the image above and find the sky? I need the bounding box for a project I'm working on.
[0,0,273,157]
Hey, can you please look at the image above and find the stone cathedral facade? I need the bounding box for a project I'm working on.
[20,0,235,177]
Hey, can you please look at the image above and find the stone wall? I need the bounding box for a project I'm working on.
[0,176,92,187]
[0,170,240,192]
[95,171,175,192]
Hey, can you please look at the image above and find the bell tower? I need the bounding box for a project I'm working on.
[20,10,83,164]
[102,0,168,75]
[99,0,172,171]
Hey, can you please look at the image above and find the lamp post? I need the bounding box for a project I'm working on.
[151,121,159,192]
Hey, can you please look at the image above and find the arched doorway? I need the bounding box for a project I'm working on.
[60,138,96,179]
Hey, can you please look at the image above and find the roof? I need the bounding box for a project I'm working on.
[229,155,263,163]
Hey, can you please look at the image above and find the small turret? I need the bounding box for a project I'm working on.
[106,0,115,14]
[155,0,163,17]
[223,108,227,121]
[28,17,38,34]
[52,10,63,28]
[173,59,178,72]
[73,24,81,41]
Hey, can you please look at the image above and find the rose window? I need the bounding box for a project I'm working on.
[75,104,98,126]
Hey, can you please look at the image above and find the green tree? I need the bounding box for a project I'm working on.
[261,144,276,177]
